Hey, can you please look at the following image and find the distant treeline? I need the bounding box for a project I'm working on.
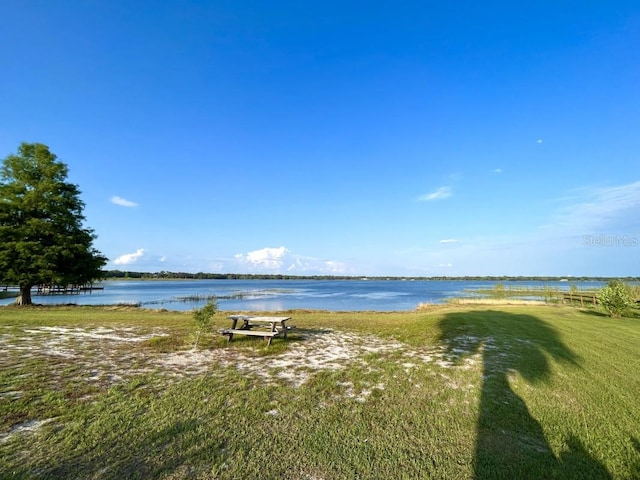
[101,270,640,282]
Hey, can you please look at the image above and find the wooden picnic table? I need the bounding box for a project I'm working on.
[220,315,292,346]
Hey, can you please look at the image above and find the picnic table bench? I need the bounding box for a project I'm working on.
[220,315,292,346]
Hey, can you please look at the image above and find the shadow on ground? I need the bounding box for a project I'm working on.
[8,418,222,479]
[437,309,612,479]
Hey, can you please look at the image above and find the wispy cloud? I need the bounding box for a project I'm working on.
[418,186,452,201]
[114,248,145,265]
[398,180,640,276]
[491,168,503,174]
[322,260,348,273]
[111,196,139,208]
[549,180,640,232]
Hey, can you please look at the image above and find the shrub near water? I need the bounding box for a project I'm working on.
[492,282,506,299]
[191,300,217,348]
[597,280,633,317]
[628,283,640,302]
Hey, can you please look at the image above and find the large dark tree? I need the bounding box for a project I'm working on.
[0,142,107,305]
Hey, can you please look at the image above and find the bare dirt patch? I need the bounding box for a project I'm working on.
[156,329,485,388]
[1,326,487,442]
[2,326,487,392]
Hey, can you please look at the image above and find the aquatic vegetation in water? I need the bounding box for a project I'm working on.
[141,289,298,306]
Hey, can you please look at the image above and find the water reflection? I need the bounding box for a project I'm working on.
[0,279,606,312]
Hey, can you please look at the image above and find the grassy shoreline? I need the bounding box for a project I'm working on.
[1,303,639,478]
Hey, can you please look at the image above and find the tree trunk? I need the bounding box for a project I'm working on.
[16,285,33,305]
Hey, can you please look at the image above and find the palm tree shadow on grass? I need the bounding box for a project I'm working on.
[437,310,611,479]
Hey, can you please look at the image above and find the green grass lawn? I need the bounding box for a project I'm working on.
[1,304,639,479]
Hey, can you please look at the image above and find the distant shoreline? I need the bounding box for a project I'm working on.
[101,271,639,282]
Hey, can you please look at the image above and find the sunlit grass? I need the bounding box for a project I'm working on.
[1,304,639,478]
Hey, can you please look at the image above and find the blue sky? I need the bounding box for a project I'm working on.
[2,1,639,276]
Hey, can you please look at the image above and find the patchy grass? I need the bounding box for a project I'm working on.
[1,304,639,479]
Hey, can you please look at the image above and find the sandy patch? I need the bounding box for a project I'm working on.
[156,331,406,388]
[22,326,164,343]
[155,331,486,389]
[2,325,491,432]
[0,419,54,444]
[1,325,496,444]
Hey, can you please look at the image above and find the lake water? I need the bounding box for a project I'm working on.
[0,279,605,311]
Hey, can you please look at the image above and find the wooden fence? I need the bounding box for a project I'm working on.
[36,284,103,295]
[561,293,598,306]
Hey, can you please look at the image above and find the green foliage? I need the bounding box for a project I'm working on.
[191,300,217,348]
[627,284,640,302]
[597,280,633,317]
[0,143,106,304]
[542,285,559,303]
[492,282,506,298]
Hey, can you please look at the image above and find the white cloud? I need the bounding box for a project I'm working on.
[439,239,458,244]
[111,196,139,207]
[235,247,349,274]
[285,256,348,274]
[492,168,503,173]
[418,186,452,201]
[323,260,347,273]
[114,248,145,265]
[237,246,289,270]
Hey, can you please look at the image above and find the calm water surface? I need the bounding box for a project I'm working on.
[0,279,605,311]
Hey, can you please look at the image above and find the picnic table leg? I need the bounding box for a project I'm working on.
[281,320,288,339]
[227,317,240,342]
[265,321,277,346]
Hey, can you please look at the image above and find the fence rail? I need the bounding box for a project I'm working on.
[36,284,103,295]
[1,284,103,295]
[561,293,598,306]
